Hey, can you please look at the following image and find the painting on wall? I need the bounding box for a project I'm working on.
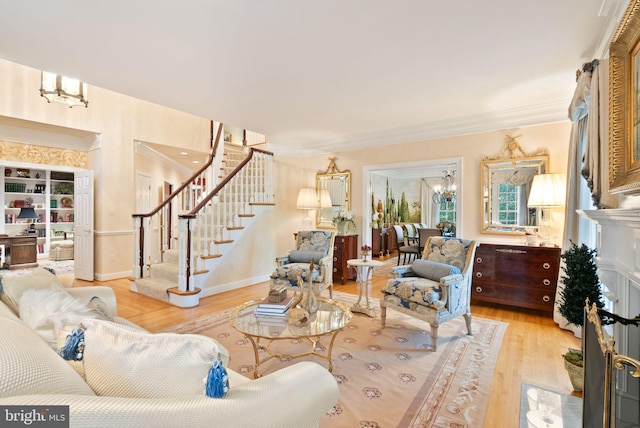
[371,174,422,225]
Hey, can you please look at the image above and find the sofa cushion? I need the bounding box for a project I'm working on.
[411,259,460,281]
[19,287,98,349]
[0,267,66,314]
[383,277,443,307]
[79,319,230,398]
[0,317,95,398]
[288,250,325,263]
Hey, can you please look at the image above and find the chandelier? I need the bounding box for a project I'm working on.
[432,168,456,204]
[40,71,88,108]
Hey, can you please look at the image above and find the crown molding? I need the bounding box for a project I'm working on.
[271,100,570,156]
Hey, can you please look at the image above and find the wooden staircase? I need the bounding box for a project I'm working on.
[130,122,274,307]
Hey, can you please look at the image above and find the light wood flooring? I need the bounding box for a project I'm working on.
[68,256,582,427]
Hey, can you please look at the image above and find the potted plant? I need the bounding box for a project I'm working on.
[557,241,604,391]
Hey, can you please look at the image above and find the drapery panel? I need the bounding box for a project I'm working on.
[556,59,617,336]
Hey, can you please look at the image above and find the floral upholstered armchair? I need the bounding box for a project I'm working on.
[380,236,479,351]
[270,230,336,298]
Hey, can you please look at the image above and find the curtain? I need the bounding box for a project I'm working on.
[555,59,617,336]
[420,178,441,227]
[582,59,618,209]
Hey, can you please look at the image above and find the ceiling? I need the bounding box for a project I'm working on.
[0,1,628,156]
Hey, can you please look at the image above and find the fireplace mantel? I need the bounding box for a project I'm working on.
[579,209,640,426]
[578,208,640,321]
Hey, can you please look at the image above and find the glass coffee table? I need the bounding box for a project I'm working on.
[230,297,352,378]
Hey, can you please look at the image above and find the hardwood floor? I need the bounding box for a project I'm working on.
[69,257,582,427]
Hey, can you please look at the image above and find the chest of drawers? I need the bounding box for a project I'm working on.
[471,243,561,312]
[333,234,358,284]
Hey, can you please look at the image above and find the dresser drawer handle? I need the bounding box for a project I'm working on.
[543,279,551,286]
[476,257,483,264]
[475,272,483,278]
[334,257,338,262]
[542,263,551,270]
[542,295,551,302]
[475,286,483,293]
[333,268,337,272]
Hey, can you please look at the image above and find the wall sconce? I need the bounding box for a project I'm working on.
[433,169,456,204]
[296,188,320,230]
[527,173,566,246]
[40,71,88,108]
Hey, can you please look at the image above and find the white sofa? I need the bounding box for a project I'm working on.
[0,268,339,427]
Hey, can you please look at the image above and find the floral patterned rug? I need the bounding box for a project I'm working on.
[165,292,507,427]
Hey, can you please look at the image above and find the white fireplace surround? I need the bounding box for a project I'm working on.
[578,208,640,360]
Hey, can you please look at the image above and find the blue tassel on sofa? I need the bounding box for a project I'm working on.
[58,326,85,361]
[205,356,229,398]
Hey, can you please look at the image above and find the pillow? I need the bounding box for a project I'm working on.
[412,259,461,281]
[0,267,66,314]
[19,287,98,349]
[87,296,114,322]
[0,317,95,398]
[78,318,230,398]
[288,250,325,263]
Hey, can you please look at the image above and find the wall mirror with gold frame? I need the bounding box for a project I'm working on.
[316,158,351,228]
[610,0,640,194]
[481,137,549,234]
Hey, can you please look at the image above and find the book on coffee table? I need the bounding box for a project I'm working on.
[254,295,294,316]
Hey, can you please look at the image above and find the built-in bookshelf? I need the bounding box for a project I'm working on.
[1,166,74,258]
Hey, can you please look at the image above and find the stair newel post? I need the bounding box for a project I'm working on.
[177,214,194,292]
[132,214,145,279]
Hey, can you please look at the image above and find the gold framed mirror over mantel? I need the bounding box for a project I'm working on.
[316,158,351,228]
[610,0,640,194]
[481,136,549,235]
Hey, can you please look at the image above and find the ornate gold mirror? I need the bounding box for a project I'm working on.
[316,157,351,228]
[481,136,549,234]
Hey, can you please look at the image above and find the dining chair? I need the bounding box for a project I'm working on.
[392,225,419,265]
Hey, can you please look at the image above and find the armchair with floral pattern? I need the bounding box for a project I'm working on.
[270,230,336,298]
[380,236,478,351]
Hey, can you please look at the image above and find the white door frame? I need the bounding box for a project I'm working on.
[361,157,463,246]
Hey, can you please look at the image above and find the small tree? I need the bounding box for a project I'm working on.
[558,241,604,326]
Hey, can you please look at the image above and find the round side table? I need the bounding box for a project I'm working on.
[346,258,384,317]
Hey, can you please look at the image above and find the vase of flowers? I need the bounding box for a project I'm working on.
[361,245,372,261]
[332,209,356,235]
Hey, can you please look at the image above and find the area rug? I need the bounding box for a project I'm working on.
[0,259,74,277]
[373,255,403,278]
[520,383,582,428]
[165,292,507,427]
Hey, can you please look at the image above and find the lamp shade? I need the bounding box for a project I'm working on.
[527,173,567,208]
[296,188,319,210]
[318,189,332,208]
[17,207,38,219]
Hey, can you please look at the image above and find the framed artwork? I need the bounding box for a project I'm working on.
[610,0,640,194]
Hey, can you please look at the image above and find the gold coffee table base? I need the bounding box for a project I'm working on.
[244,329,343,378]
[230,297,352,379]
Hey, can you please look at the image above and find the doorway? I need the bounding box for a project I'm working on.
[362,157,462,246]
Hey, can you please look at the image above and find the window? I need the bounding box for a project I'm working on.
[497,183,518,225]
[437,199,456,224]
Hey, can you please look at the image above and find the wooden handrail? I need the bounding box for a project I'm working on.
[181,147,274,218]
[132,121,222,219]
